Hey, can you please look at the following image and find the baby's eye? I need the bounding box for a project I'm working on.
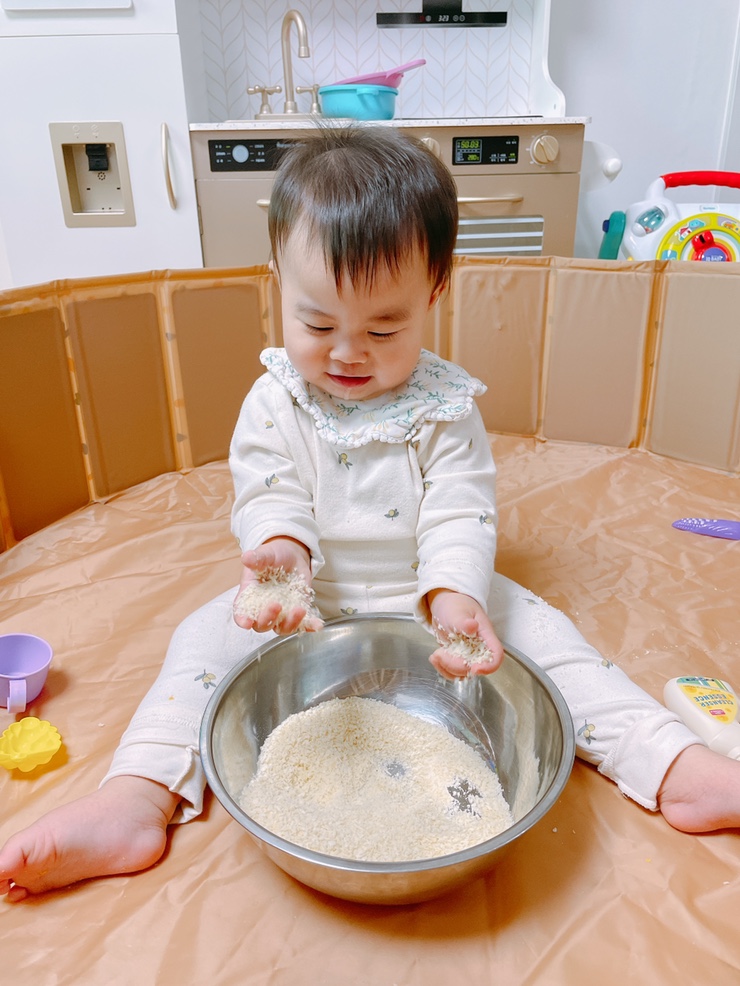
[369,331,399,341]
[306,324,333,334]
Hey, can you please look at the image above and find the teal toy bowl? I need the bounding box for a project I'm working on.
[318,84,398,120]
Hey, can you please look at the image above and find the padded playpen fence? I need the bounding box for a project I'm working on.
[1,256,738,553]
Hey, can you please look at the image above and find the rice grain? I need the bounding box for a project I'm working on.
[239,696,512,862]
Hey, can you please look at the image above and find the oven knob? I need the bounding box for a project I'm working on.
[420,136,441,158]
[232,143,250,164]
[531,134,559,165]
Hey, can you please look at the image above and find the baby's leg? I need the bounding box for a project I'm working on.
[1,587,267,899]
[488,574,703,813]
[103,586,269,821]
[0,776,179,901]
[658,743,740,832]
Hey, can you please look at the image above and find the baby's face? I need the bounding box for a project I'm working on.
[275,227,441,401]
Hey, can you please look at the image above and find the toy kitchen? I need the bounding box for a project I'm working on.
[0,0,588,288]
[190,0,588,268]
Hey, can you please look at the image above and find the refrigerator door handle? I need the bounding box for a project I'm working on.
[161,123,177,210]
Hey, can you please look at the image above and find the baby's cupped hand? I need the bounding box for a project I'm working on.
[233,538,324,634]
[427,589,504,680]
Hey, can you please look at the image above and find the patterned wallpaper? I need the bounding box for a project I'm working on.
[198,0,542,122]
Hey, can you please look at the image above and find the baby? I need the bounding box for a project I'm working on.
[2,126,739,901]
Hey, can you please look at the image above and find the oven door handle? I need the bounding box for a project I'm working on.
[457,195,524,205]
[257,195,525,210]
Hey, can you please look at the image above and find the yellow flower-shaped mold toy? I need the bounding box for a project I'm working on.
[0,717,62,772]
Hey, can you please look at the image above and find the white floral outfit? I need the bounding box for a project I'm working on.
[104,349,700,819]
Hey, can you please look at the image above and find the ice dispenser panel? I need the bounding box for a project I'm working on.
[49,121,135,228]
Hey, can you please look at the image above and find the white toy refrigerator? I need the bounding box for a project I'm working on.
[0,0,205,289]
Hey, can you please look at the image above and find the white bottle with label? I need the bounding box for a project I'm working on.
[664,676,740,760]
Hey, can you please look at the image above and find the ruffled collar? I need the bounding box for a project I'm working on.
[260,348,486,449]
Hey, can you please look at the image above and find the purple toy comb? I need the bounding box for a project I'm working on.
[672,518,740,540]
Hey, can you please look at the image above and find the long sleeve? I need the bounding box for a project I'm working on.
[413,405,497,621]
[229,374,324,574]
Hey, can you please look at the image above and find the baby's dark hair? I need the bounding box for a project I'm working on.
[268,126,458,292]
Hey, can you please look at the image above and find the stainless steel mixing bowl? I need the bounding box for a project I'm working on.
[200,613,575,905]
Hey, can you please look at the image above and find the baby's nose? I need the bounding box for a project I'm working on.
[330,338,367,364]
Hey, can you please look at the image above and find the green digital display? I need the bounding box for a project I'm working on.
[454,137,483,163]
[453,135,519,166]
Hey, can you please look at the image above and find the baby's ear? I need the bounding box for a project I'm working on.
[429,279,448,308]
[268,258,282,288]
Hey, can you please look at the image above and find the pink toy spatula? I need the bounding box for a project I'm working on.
[672,518,740,540]
[335,59,426,89]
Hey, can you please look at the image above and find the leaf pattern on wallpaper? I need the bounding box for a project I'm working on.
[463,35,492,117]
[242,4,276,116]
[488,24,524,117]
[198,0,537,122]
[305,2,339,85]
[200,0,250,121]
[413,33,442,118]
[507,0,534,115]
[330,5,369,82]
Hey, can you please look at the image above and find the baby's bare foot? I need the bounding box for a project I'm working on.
[0,775,180,900]
[658,743,740,833]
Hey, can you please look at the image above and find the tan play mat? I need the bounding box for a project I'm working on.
[1,259,739,983]
[2,435,738,985]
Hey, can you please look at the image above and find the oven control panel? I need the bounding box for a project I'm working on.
[208,138,293,172]
[211,134,525,171]
[205,131,567,173]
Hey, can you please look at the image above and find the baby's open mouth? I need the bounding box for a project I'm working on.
[328,374,372,388]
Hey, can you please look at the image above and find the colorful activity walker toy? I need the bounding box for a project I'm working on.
[600,171,740,262]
